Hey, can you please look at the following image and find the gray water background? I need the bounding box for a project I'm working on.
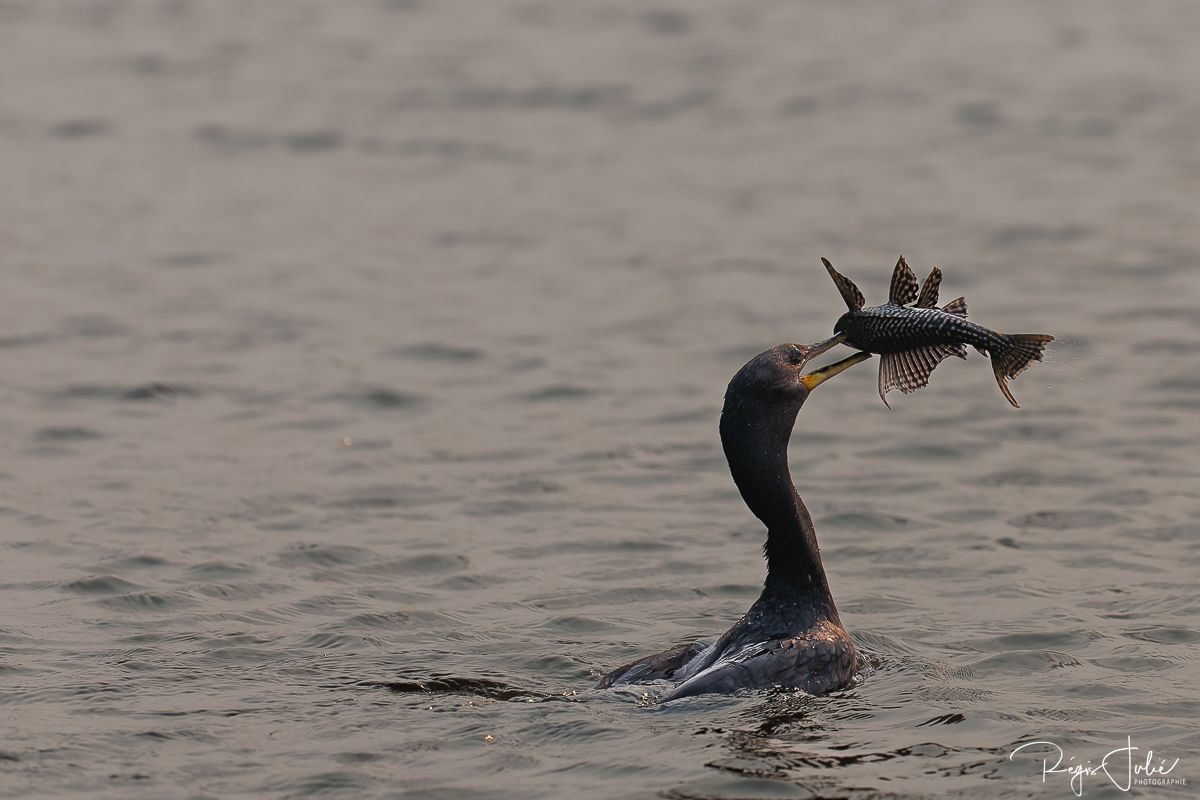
[2,2,1199,798]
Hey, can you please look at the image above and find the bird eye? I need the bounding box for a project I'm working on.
[787,346,805,365]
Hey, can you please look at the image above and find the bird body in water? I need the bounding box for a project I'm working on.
[596,341,871,701]
[823,256,1054,407]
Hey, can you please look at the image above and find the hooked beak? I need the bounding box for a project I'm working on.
[805,333,846,360]
[800,335,871,391]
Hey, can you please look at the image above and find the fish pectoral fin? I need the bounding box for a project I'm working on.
[942,296,968,317]
[877,354,898,406]
[879,345,962,403]
[873,355,902,407]
[821,258,866,311]
[888,255,920,305]
[915,267,942,308]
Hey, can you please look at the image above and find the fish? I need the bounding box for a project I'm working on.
[821,255,1054,408]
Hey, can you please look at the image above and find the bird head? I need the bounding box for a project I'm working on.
[729,335,870,406]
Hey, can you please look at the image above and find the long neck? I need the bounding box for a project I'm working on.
[719,393,839,621]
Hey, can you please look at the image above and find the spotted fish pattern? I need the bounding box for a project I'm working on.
[822,256,1054,408]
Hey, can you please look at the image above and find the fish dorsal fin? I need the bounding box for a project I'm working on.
[821,258,865,311]
[877,344,963,405]
[916,267,942,308]
[942,296,968,317]
[888,255,920,305]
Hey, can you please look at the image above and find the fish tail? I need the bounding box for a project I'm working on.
[990,333,1055,408]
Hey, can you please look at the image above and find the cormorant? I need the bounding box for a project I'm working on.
[596,337,870,700]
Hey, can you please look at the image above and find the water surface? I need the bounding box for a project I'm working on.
[2,2,1198,798]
